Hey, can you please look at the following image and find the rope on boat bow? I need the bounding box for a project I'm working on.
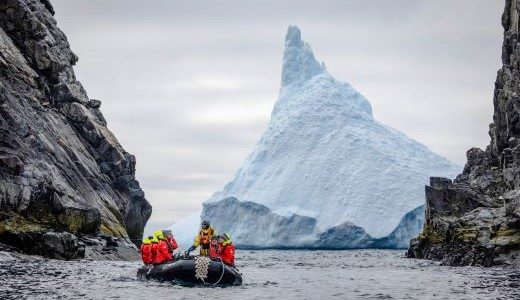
[194,256,211,283]
[213,257,225,286]
[193,256,226,285]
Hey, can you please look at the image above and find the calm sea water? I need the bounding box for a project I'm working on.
[0,250,519,300]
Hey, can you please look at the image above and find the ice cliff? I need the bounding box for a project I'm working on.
[0,0,151,260]
[173,26,460,249]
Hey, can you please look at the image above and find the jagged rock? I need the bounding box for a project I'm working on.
[87,99,101,109]
[41,231,84,260]
[408,0,520,266]
[0,0,151,260]
[0,225,85,260]
[81,235,140,261]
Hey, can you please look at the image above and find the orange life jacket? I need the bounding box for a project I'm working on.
[198,228,214,248]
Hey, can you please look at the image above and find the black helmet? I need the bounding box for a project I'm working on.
[201,220,210,228]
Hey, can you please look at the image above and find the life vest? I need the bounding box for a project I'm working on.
[194,227,215,248]
[200,227,214,245]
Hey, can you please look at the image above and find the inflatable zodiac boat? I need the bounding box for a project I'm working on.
[137,256,242,286]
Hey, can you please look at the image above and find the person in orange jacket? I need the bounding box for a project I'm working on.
[209,235,220,258]
[218,233,235,267]
[140,235,154,265]
[153,230,178,264]
[185,220,216,256]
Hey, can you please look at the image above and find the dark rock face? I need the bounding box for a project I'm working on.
[407,0,520,266]
[0,0,151,260]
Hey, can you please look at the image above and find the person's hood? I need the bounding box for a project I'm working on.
[162,229,173,238]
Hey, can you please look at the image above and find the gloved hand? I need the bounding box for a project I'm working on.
[184,245,196,256]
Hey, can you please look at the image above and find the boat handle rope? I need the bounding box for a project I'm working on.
[212,257,225,286]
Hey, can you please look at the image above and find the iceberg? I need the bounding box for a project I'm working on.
[172,26,460,249]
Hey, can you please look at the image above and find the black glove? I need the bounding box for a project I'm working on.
[184,245,196,256]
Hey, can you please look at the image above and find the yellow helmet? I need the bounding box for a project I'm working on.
[153,230,165,240]
[142,236,152,245]
[221,233,232,245]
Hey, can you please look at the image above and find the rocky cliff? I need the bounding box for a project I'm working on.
[407,0,520,266]
[0,0,151,260]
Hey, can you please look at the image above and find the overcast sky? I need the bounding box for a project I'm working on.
[51,1,504,235]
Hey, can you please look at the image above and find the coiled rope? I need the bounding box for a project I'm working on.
[194,255,211,283]
[193,256,226,285]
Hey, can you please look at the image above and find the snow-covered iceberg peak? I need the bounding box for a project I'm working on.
[276,26,373,120]
[281,25,326,87]
[172,25,461,249]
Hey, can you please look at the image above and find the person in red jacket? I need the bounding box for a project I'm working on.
[209,235,220,258]
[218,233,235,267]
[153,230,178,264]
[150,235,160,263]
[140,236,154,265]
[163,229,178,255]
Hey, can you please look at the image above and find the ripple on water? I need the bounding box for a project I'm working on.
[0,250,519,299]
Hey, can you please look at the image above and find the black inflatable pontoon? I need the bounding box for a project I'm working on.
[137,256,242,286]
